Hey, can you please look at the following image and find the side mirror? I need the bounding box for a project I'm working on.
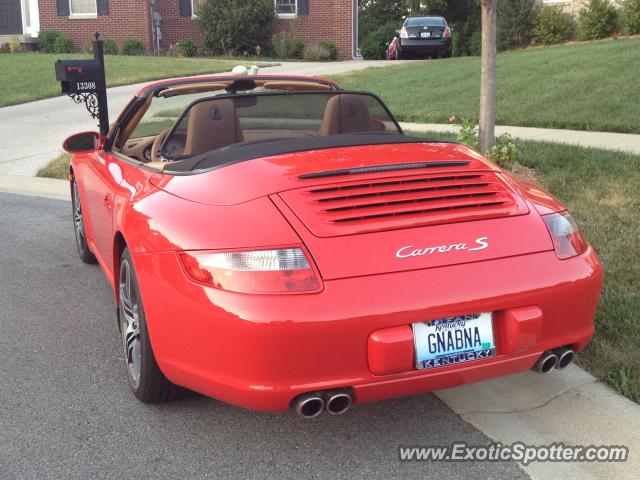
[395,29,401,38]
[63,131,101,153]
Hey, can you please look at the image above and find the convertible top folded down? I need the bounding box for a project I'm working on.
[164,133,454,173]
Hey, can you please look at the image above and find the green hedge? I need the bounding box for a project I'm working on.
[122,38,145,56]
[532,7,575,45]
[578,0,619,40]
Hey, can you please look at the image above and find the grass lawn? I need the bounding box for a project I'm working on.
[38,135,640,402]
[334,38,640,134]
[0,53,275,107]
[36,153,70,179]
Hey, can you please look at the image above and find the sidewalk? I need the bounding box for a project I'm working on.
[436,365,640,480]
[401,123,640,155]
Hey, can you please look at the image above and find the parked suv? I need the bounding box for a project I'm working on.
[388,16,452,60]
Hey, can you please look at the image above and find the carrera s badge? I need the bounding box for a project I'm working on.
[396,237,489,259]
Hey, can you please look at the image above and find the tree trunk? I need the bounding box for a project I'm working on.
[479,0,497,155]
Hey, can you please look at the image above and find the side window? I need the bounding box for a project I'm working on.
[129,92,209,139]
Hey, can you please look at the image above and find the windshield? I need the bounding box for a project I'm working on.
[405,17,446,27]
[160,92,401,161]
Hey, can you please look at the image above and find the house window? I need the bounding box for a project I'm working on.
[69,0,97,16]
[192,0,202,17]
[275,0,297,17]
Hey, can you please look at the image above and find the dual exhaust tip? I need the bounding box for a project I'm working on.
[534,347,575,374]
[295,348,576,415]
[293,390,352,418]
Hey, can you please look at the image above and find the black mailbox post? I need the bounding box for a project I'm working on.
[55,33,110,137]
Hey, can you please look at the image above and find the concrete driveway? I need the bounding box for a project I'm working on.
[0,60,399,176]
[0,191,528,480]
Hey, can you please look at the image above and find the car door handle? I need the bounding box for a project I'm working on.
[103,193,112,209]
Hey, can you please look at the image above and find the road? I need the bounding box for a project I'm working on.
[0,192,528,479]
[0,60,400,176]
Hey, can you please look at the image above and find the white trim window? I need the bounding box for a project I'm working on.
[275,0,297,17]
[69,0,97,18]
[192,0,201,18]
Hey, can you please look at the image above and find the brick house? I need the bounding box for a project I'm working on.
[1,1,358,59]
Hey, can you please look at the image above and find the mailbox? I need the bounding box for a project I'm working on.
[55,59,101,94]
[55,33,110,136]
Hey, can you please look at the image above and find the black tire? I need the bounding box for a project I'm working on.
[443,49,452,58]
[71,179,97,264]
[395,48,404,60]
[118,248,179,403]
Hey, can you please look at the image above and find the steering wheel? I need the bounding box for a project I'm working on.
[150,128,171,163]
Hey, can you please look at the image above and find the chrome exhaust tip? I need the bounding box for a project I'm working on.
[325,392,352,415]
[554,348,575,370]
[293,394,324,419]
[534,351,558,374]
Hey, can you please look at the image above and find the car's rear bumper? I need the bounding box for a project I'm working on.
[133,247,603,412]
[400,38,451,54]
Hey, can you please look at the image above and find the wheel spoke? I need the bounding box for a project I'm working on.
[72,182,86,243]
[119,259,142,388]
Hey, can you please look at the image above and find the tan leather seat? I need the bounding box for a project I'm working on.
[183,99,244,156]
[318,94,385,136]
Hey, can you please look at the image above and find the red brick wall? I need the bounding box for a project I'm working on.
[273,0,354,59]
[39,0,153,53]
[38,1,354,59]
[155,1,202,54]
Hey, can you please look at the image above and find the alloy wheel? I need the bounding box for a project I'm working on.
[119,259,142,388]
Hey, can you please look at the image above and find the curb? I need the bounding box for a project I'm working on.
[0,175,69,201]
[435,365,640,479]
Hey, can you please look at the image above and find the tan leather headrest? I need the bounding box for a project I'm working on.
[318,94,384,136]
[183,99,244,156]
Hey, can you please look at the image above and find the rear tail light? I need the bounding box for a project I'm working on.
[400,27,409,39]
[542,212,588,259]
[444,27,452,39]
[178,247,322,294]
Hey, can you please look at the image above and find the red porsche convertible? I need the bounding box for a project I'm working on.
[64,75,603,417]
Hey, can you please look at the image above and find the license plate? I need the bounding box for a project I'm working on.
[413,313,496,370]
[420,32,431,38]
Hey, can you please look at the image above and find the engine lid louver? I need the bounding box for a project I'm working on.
[278,172,529,237]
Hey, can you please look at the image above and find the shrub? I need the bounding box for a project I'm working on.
[103,38,118,55]
[497,0,538,51]
[456,118,479,150]
[38,30,61,53]
[176,39,197,57]
[532,7,575,45]
[455,118,520,168]
[359,21,398,59]
[198,0,274,56]
[622,0,640,34]
[271,32,305,59]
[489,134,519,169]
[303,44,333,61]
[318,40,339,60]
[9,37,22,53]
[122,38,145,56]
[578,0,618,40]
[450,15,483,57]
[53,35,74,54]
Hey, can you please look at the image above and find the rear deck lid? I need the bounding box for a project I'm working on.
[273,169,553,280]
[278,170,530,237]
